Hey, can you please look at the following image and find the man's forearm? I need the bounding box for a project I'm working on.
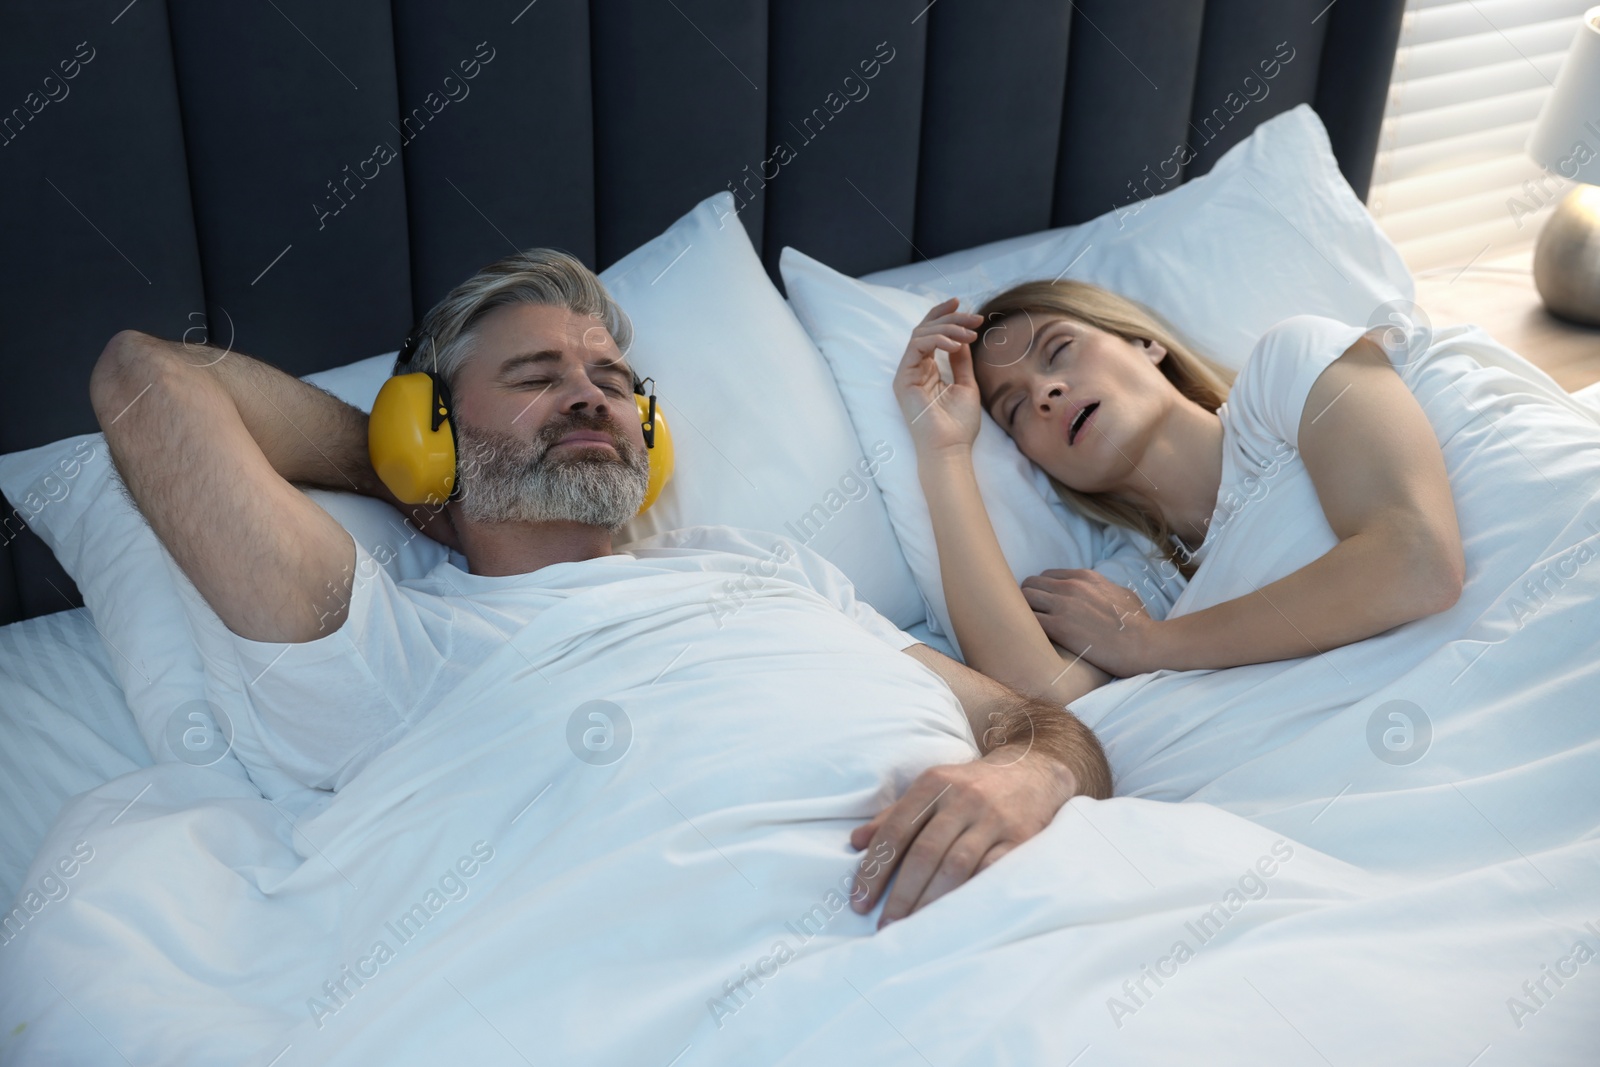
[981,694,1112,801]
[119,331,384,498]
[901,643,1114,801]
[849,688,1114,924]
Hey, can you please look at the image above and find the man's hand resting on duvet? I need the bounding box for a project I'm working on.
[850,643,1111,928]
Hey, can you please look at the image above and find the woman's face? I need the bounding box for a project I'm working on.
[971,311,1172,493]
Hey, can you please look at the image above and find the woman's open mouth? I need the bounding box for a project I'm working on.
[1067,402,1099,446]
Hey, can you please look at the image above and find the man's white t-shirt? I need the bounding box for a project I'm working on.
[203,525,920,792]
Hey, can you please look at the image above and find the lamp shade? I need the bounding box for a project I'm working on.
[1528,6,1600,185]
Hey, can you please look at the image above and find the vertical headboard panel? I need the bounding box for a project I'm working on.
[0,0,206,456]
[393,0,599,318]
[760,0,929,278]
[1314,0,1408,199]
[914,0,1073,259]
[591,0,769,267]
[163,0,413,377]
[1184,0,1331,180]
[1051,0,1207,226]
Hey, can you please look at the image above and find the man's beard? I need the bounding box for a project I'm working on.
[453,411,650,531]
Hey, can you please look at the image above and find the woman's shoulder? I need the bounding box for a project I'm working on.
[1246,314,1372,367]
[1229,315,1373,445]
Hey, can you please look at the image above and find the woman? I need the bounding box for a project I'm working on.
[892,281,1466,707]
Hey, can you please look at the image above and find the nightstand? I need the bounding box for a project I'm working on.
[1411,249,1600,394]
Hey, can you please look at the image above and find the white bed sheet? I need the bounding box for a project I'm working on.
[0,608,148,902]
[1,342,1597,1065]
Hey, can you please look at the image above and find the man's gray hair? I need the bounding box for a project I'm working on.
[395,248,632,385]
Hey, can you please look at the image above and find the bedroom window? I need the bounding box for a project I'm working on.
[1367,0,1597,273]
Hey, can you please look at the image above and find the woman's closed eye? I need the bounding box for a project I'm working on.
[1006,339,1070,427]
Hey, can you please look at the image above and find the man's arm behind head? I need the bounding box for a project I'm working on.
[89,329,372,644]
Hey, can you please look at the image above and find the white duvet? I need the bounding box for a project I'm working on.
[3,326,1599,1065]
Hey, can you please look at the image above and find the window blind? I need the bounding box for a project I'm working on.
[1367,0,1595,272]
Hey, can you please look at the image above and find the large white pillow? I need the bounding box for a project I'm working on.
[305,351,395,410]
[780,251,1187,654]
[602,192,922,626]
[782,104,1416,648]
[0,432,249,781]
[861,104,1414,371]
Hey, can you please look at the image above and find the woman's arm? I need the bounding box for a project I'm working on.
[893,300,1112,706]
[920,449,1112,701]
[1034,336,1465,674]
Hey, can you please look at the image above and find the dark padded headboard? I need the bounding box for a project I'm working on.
[0,0,1404,623]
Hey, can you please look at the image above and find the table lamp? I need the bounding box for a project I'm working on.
[1527,4,1600,326]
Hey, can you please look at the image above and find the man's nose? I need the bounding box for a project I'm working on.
[562,375,611,415]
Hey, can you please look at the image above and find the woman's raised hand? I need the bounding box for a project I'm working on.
[893,298,985,456]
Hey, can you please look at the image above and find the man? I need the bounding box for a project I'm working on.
[89,249,1111,928]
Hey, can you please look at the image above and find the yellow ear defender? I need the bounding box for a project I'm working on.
[634,381,674,513]
[368,330,674,513]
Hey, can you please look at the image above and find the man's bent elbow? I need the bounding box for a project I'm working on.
[90,330,142,410]
[90,330,161,427]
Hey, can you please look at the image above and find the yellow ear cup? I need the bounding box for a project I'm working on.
[369,373,457,505]
[635,393,674,514]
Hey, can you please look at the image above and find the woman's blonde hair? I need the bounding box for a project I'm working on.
[972,280,1236,579]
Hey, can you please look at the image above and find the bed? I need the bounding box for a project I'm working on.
[8,1,1600,1064]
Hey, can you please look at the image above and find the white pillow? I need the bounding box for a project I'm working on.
[781,249,1187,655]
[782,104,1415,648]
[306,351,395,411]
[0,607,148,903]
[861,104,1414,372]
[0,434,243,776]
[602,192,923,626]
